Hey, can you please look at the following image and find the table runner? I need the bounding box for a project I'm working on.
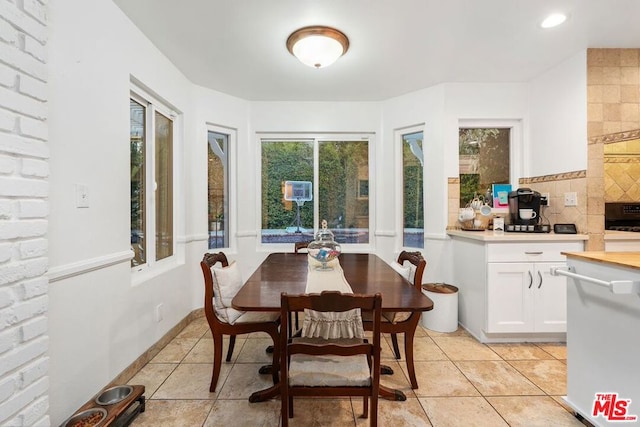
[302,257,364,339]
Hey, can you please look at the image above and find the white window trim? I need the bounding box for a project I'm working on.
[395,124,426,251]
[130,82,182,282]
[255,132,375,253]
[206,123,237,253]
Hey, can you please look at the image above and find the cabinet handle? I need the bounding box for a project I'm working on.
[524,251,543,255]
[537,271,543,288]
[528,271,533,288]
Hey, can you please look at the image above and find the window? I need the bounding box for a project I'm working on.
[401,129,424,248]
[260,136,370,244]
[130,89,176,269]
[458,127,510,207]
[207,127,231,249]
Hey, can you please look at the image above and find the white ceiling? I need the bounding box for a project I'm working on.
[112,0,640,102]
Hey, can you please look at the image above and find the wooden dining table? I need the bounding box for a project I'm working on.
[232,252,434,403]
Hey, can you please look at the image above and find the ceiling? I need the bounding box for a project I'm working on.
[113,0,640,102]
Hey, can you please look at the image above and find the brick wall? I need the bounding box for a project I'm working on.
[0,0,50,426]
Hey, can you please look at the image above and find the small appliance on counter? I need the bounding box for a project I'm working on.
[505,188,550,233]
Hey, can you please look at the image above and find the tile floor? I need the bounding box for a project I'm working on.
[129,316,591,426]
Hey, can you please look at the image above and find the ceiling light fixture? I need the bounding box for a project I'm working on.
[540,13,567,29]
[286,26,349,69]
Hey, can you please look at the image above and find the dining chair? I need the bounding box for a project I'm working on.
[362,250,426,389]
[200,252,280,392]
[279,291,382,427]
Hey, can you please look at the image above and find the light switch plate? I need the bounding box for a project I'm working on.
[564,192,577,207]
[75,184,89,208]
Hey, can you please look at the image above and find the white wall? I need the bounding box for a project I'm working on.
[529,51,588,176]
[0,0,49,425]
[46,0,200,423]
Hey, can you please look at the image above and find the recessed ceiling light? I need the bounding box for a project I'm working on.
[540,13,567,29]
[286,26,349,69]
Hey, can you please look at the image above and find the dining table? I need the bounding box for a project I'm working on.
[232,252,434,403]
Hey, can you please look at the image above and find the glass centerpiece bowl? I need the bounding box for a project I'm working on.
[307,220,342,270]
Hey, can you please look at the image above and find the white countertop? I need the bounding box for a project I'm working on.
[604,230,640,241]
[447,229,589,242]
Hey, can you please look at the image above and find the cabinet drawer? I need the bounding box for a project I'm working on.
[487,241,583,262]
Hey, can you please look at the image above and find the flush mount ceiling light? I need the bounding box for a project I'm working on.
[540,13,567,29]
[286,26,349,69]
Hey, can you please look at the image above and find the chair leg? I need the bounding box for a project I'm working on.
[371,394,378,427]
[268,327,280,385]
[404,329,418,389]
[210,333,224,392]
[288,313,293,338]
[289,396,294,418]
[295,312,299,331]
[390,333,401,359]
[362,396,368,419]
[226,335,236,362]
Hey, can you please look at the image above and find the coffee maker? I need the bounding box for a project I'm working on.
[506,188,549,232]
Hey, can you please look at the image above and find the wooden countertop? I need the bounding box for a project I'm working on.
[604,230,640,241]
[562,251,640,270]
[447,229,589,242]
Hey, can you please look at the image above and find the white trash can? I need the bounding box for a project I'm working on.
[421,283,459,333]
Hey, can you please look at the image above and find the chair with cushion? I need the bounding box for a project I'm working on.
[280,291,382,427]
[200,252,280,392]
[363,250,426,389]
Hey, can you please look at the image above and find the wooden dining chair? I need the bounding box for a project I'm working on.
[362,250,426,389]
[200,252,280,392]
[280,291,382,427]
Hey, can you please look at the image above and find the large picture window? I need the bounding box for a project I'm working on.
[401,129,424,248]
[130,89,175,269]
[207,128,231,249]
[260,136,370,244]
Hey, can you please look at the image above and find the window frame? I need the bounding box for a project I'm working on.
[395,125,426,250]
[130,84,180,277]
[256,132,375,253]
[206,123,237,252]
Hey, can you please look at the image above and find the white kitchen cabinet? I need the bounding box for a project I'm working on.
[447,230,587,342]
[487,261,567,333]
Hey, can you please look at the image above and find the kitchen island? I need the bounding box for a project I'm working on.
[447,230,587,342]
[557,251,640,426]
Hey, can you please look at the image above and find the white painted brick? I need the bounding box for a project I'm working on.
[0,242,12,263]
[0,177,48,197]
[20,158,48,178]
[0,133,50,159]
[0,1,47,43]
[0,200,13,220]
[18,239,46,259]
[0,375,18,402]
[24,36,47,62]
[23,0,47,25]
[20,317,46,342]
[18,74,46,101]
[0,296,47,331]
[0,85,46,119]
[0,15,19,45]
[18,396,49,427]
[0,326,18,354]
[18,116,47,140]
[17,200,48,219]
[0,286,15,310]
[0,376,48,425]
[0,336,47,377]
[0,155,16,174]
[20,356,47,387]
[19,277,47,299]
[0,220,47,240]
[0,257,47,286]
[0,44,46,83]
[0,63,17,88]
[0,108,16,132]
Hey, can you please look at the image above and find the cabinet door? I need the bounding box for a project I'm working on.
[533,262,567,333]
[487,263,533,333]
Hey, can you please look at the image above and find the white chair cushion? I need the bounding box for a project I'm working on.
[391,261,413,283]
[235,310,280,324]
[288,338,371,387]
[382,311,412,323]
[211,261,245,324]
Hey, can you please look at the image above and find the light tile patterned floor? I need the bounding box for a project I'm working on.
[129,316,591,426]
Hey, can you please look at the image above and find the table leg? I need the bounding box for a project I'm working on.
[379,385,407,401]
[249,384,280,403]
[380,364,394,375]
